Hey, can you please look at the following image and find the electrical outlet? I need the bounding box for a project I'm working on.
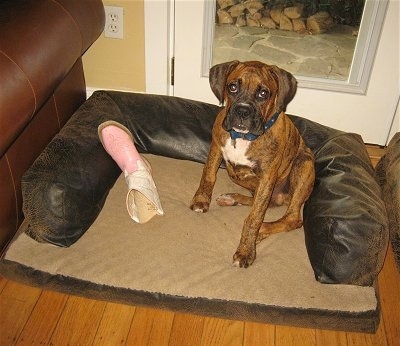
[104,6,124,39]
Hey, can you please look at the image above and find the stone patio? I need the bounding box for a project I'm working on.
[212,24,358,80]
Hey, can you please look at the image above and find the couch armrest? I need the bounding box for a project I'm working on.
[0,0,105,156]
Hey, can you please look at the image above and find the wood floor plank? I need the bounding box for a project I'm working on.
[346,318,388,346]
[169,312,205,346]
[378,246,400,346]
[275,325,316,346]
[243,321,275,345]
[15,290,68,345]
[366,145,386,168]
[49,295,106,345]
[0,280,42,345]
[126,307,175,346]
[200,317,244,346]
[316,329,347,346]
[92,302,136,345]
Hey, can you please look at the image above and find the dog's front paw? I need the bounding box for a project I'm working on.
[190,195,210,213]
[190,202,209,213]
[232,248,256,268]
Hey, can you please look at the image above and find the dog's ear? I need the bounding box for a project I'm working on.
[209,60,240,104]
[269,66,297,113]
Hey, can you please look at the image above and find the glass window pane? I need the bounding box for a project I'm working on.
[212,0,365,81]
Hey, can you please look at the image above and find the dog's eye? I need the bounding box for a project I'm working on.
[256,89,270,100]
[228,83,239,94]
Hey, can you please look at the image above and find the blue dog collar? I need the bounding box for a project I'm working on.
[229,111,280,142]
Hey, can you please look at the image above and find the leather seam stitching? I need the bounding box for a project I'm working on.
[0,50,37,119]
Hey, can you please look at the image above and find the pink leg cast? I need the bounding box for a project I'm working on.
[98,121,164,223]
[99,124,142,175]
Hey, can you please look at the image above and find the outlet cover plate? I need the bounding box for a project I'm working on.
[104,5,124,39]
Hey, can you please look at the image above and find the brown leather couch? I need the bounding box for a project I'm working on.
[0,0,105,253]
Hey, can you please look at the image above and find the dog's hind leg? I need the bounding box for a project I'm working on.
[257,210,303,243]
[216,193,254,206]
[257,149,315,243]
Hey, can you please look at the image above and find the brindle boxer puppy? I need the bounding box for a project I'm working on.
[190,60,315,268]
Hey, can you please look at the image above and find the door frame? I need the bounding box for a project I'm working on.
[144,0,174,96]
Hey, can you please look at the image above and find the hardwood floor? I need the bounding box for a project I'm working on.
[0,145,399,345]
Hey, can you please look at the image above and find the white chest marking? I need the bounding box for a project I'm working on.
[221,138,255,167]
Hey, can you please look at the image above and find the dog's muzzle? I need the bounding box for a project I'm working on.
[234,103,253,120]
[223,102,263,135]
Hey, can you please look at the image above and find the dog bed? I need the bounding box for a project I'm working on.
[0,91,389,332]
[376,132,400,272]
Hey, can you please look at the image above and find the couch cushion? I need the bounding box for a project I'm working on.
[21,90,388,285]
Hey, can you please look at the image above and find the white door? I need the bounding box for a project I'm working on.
[145,0,399,145]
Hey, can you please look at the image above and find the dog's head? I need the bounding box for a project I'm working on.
[209,60,297,135]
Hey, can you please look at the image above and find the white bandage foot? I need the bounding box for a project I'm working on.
[125,160,164,223]
[98,120,164,223]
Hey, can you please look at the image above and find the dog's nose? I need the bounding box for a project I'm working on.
[235,103,253,119]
